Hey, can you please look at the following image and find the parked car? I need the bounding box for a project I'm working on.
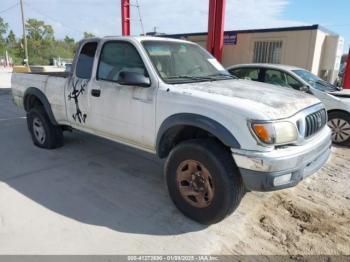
[227,64,350,146]
[11,37,331,224]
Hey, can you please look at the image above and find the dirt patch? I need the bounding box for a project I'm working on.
[278,198,312,223]
[225,146,350,255]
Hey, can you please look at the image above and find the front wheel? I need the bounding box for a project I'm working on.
[165,139,244,224]
[328,111,350,146]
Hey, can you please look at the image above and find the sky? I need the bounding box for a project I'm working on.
[1,0,349,53]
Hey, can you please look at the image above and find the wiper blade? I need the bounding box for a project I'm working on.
[206,73,237,79]
[166,75,214,81]
[165,73,237,82]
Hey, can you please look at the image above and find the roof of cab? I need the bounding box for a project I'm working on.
[84,35,194,44]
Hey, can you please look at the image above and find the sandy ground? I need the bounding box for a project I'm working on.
[0,90,349,255]
[224,146,350,255]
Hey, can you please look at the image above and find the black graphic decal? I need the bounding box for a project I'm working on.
[68,79,88,123]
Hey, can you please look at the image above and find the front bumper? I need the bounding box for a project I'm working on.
[232,127,332,191]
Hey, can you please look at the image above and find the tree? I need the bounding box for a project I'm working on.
[0,17,8,42]
[5,30,18,63]
[6,30,16,48]
[26,18,54,42]
[0,17,76,65]
[0,17,9,53]
[341,54,348,64]
[83,32,95,39]
[53,38,76,61]
[25,19,55,65]
[64,35,75,45]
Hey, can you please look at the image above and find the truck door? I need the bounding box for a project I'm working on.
[66,41,98,129]
[87,40,156,150]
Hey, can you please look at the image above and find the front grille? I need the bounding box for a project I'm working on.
[305,109,327,138]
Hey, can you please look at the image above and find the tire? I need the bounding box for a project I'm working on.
[27,106,63,149]
[165,139,244,224]
[327,111,350,146]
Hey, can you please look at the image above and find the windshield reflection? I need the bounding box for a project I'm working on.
[292,69,338,92]
[142,40,234,84]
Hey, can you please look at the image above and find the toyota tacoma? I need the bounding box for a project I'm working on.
[11,36,332,224]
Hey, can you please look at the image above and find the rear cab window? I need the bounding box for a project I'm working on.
[75,42,98,79]
[229,68,260,81]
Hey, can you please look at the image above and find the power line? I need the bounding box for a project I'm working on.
[0,2,19,15]
[22,0,85,35]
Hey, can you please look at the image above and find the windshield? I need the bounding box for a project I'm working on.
[292,69,338,92]
[142,40,234,84]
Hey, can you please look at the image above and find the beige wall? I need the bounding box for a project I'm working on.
[184,28,342,81]
[187,30,318,70]
[310,30,327,74]
[319,35,344,82]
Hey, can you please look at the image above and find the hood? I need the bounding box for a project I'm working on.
[329,89,350,99]
[176,79,321,119]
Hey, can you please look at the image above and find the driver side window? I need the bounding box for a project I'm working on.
[97,41,146,82]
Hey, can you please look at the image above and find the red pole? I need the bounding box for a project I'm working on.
[207,0,217,55]
[206,0,226,62]
[343,48,350,89]
[213,0,226,62]
[121,0,130,36]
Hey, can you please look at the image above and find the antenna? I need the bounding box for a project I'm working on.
[134,0,145,35]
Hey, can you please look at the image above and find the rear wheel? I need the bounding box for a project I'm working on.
[27,106,63,149]
[165,139,244,224]
[328,111,350,146]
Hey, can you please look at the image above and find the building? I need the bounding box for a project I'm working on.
[166,25,344,83]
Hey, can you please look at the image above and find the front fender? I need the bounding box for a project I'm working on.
[156,113,241,157]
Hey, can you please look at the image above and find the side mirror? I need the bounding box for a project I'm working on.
[118,71,151,87]
[300,85,310,92]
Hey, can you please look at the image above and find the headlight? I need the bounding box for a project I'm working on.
[251,121,298,145]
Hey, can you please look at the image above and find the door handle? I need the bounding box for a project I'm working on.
[91,89,101,97]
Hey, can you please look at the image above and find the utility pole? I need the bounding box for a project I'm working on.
[20,0,29,66]
[121,0,130,36]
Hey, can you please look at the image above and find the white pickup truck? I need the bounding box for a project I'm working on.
[12,36,332,224]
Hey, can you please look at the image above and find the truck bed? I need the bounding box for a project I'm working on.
[11,72,69,124]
